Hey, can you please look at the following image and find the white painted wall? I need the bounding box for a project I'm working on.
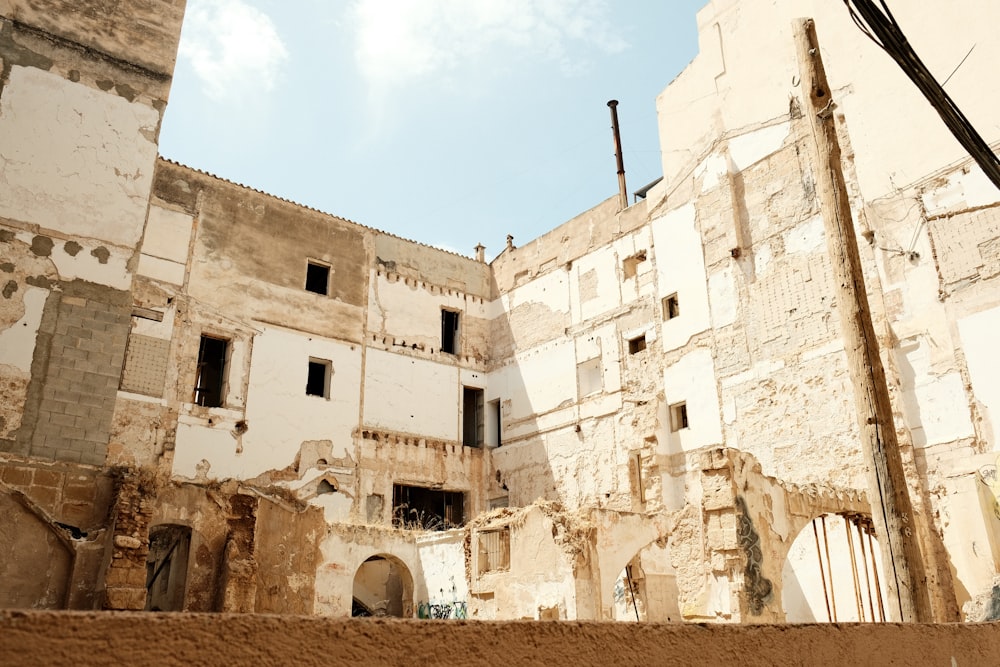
[363,348,458,440]
[659,0,1000,205]
[416,531,468,610]
[0,66,159,248]
[368,272,485,352]
[897,338,975,448]
[138,205,195,285]
[173,326,362,479]
[663,347,723,453]
[650,204,711,352]
[959,307,1000,451]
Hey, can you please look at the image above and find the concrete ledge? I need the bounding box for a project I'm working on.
[3,611,1000,666]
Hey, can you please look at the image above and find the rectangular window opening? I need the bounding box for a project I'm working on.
[305,261,330,295]
[628,334,647,355]
[392,484,465,531]
[477,528,511,576]
[463,387,485,447]
[577,357,603,398]
[670,401,689,432]
[488,399,502,447]
[306,358,332,398]
[663,293,680,320]
[194,335,228,408]
[441,309,460,354]
[622,251,648,279]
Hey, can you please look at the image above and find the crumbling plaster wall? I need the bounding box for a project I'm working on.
[864,163,1000,612]
[658,0,1000,204]
[0,3,180,466]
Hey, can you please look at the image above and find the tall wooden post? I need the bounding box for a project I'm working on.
[792,18,932,622]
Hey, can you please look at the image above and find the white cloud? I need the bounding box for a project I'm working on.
[351,0,628,89]
[179,0,289,101]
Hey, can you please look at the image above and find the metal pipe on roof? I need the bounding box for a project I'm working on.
[607,100,628,211]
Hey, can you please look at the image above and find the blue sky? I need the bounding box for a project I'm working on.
[159,0,706,259]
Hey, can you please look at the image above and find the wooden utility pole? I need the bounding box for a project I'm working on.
[792,18,932,622]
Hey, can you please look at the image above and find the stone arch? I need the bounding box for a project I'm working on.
[610,537,681,622]
[0,489,73,609]
[145,524,192,611]
[782,512,887,622]
[352,553,414,617]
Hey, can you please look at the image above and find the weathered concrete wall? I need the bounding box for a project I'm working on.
[4,611,1000,667]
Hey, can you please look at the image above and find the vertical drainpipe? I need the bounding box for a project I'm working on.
[608,99,628,211]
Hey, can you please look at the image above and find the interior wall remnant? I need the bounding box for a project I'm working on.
[0,490,73,609]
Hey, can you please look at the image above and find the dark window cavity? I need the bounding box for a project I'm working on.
[441,309,460,354]
[392,484,465,530]
[628,334,647,354]
[663,293,680,320]
[306,358,332,398]
[463,387,484,447]
[194,335,228,408]
[305,261,330,295]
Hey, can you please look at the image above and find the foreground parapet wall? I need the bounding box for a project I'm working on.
[2,611,1000,666]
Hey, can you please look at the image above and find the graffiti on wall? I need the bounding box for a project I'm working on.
[735,496,773,615]
[417,578,467,619]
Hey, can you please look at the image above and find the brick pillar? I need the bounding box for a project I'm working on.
[103,469,155,610]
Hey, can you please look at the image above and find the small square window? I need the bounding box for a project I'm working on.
[663,293,680,320]
[306,358,332,398]
[670,402,688,432]
[623,251,648,279]
[628,335,647,355]
[305,261,330,295]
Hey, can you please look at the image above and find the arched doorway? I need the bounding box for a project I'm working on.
[352,554,414,617]
[145,524,191,611]
[612,539,680,622]
[782,513,887,622]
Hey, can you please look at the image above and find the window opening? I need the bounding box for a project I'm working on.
[623,251,648,279]
[489,399,502,447]
[663,293,680,320]
[392,484,465,530]
[194,335,228,408]
[628,334,647,354]
[463,387,484,447]
[670,402,688,432]
[577,357,603,398]
[306,358,332,398]
[305,261,330,295]
[441,309,460,354]
[477,528,511,575]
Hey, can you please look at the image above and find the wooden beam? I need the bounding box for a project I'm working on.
[792,17,932,622]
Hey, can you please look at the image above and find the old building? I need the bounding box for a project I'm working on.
[1,0,998,623]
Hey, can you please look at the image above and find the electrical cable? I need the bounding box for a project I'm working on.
[844,1,1000,190]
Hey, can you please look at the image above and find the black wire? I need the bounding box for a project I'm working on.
[844,0,1000,191]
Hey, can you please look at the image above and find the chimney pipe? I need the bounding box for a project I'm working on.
[607,100,628,211]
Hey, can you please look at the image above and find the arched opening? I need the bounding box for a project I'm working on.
[612,539,680,622]
[352,554,414,617]
[782,513,887,622]
[145,524,191,612]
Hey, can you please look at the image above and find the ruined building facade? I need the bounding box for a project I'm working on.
[2,0,999,622]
